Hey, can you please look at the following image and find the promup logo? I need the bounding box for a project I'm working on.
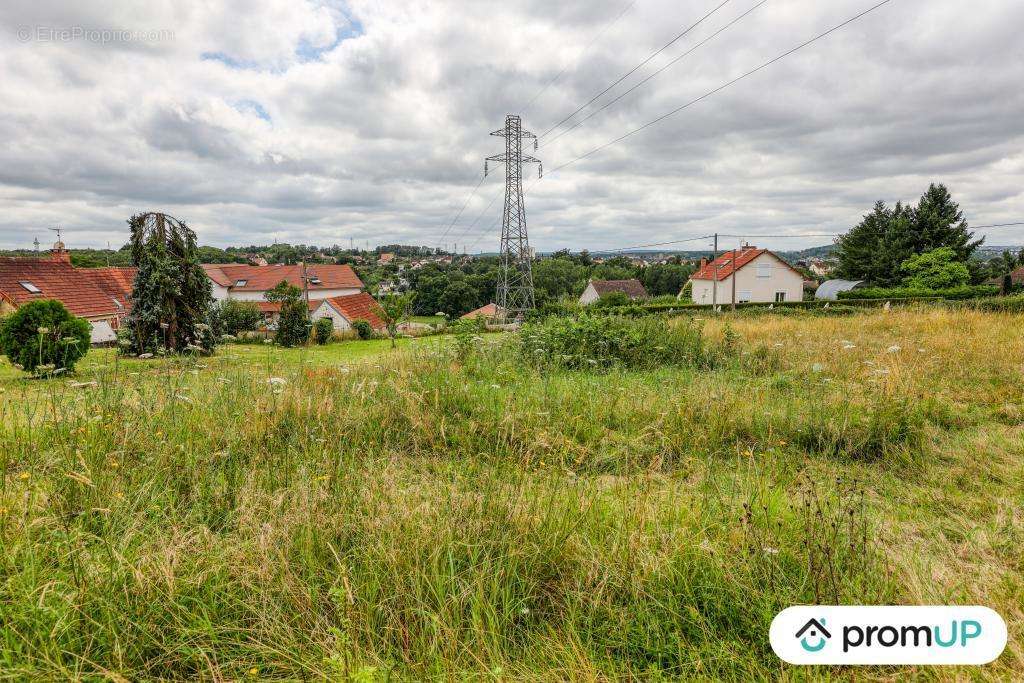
[795,618,831,652]
[770,606,1006,665]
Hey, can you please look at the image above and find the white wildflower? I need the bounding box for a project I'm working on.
[268,377,287,387]
[37,326,50,334]
[886,345,901,353]
[764,546,780,555]
[811,363,824,373]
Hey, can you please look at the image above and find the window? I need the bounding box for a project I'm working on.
[18,281,41,293]
[234,279,248,287]
[739,290,752,303]
[757,262,772,279]
[310,277,322,285]
[775,292,786,303]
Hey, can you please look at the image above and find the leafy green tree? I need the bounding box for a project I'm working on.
[640,263,694,296]
[266,280,309,347]
[380,293,413,348]
[438,280,478,317]
[124,213,214,355]
[0,299,91,376]
[533,257,589,303]
[901,247,970,289]
[211,299,262,337]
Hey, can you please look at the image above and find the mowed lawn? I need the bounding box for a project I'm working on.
[0,307,1021,680]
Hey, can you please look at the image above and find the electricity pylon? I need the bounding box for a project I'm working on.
[485,114,542,321]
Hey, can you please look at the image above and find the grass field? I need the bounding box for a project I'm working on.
[1,306,1021,680]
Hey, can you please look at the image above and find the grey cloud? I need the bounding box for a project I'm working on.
[0,0,1023,252]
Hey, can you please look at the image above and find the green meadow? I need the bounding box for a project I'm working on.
[1,307,1021,680]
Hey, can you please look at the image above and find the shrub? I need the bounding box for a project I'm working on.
[518,314,708,371]
[313,318,334,345]
[591,291,632,308]
[0,299,91,376]
[352,319,374,340]
[972,293,1024,313]
[838,284,997,300]
[211,299,262,337]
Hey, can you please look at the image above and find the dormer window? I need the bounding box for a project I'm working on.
[19,281,41,293]
[234,279,248,287]
[310,277,322,285]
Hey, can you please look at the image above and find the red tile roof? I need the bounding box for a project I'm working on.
[691,248,766,281]
[318,293,386,330]
[202,263,363,293]
[690,247,802,281]
[461,303,501,319]
[0,256,135,319]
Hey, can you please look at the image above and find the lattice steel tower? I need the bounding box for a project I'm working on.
[485,114,542,321]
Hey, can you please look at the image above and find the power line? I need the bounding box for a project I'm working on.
[547,0,895,176]
[544,0,769,148]
[539,0,734,140]
[435,1,636,252]
[431,171,487,245]
[974,221,1024,230]
[522,0,637,117]
[606,234,717,252]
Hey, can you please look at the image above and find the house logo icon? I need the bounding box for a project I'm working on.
[795,618,831,652]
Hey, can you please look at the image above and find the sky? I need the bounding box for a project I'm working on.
[1,0,1023,254]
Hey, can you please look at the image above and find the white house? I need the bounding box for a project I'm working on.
[202,263,363,303]
[579,279,649,305]
[686,246,804,305]
[309,293,386,333]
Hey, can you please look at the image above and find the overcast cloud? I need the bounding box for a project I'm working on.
[1,0,1022,252]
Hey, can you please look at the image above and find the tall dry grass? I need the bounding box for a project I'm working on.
[0,306,1021,679]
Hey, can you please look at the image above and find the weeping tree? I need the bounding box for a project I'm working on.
[122,212,214,355]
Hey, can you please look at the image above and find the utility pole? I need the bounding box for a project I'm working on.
[731,238,738,311]
[485,114,542,321]
[711,233,719,309]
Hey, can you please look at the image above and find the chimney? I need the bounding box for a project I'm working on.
[50,240,71,263]
[700,257,707,270]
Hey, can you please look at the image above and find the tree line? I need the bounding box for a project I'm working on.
[835,183,1020,289]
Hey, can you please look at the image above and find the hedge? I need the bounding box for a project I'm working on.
[838,284,998,301]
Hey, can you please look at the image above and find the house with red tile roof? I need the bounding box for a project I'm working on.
[202,263,364,304]
[310,293,386,333]
[0,245,136,343]
[461,303,503,320]
[686,245,804,305]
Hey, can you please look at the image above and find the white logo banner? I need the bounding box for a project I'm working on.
[770,606,1007,665]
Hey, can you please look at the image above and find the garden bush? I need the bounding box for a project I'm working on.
[210,299,262,337]
[0,299,91,376]
[518,314,709,371]
[313,318,334,345]
[352,319,374,340]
